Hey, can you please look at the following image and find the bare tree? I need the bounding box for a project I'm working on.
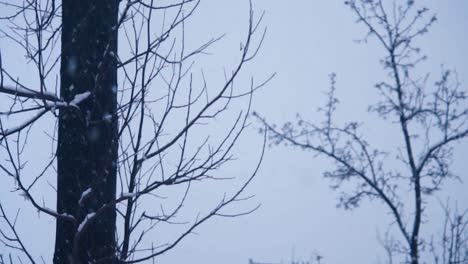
[256,1,467,263]
[429,201,468,264]
[0,0,270,263]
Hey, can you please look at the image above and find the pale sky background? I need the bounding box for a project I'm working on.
[1,1,468,264]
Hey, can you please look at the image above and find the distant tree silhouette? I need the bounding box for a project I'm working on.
[256,1,467,263]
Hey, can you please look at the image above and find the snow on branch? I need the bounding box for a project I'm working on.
[77,212,96,233]
[1,108,48,137]
[0,84,61,102]
[120,192,137,199]
[69,91,91,107]
[1,91,92,137]
[78,188,92,205]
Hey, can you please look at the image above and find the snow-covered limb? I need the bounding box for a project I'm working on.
[120,192,137,199]
[102,113,112,123]
[42,207,75,221]
[0,84,61,102]
[41,207,57,215]
[1,91,92,137]
[45,100,68,108]
[60,213,75,219]
[0,108,48,137]
[78,188,92,205]
[77,212,96,233]
[69,91,91,107]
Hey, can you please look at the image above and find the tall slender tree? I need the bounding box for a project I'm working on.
[55,0,119,263]
[0,1,269,263]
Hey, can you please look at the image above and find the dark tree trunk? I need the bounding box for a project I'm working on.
[54,1,118,263]
[410,246,419,264]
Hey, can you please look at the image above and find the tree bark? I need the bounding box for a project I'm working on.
[54,1,118,263]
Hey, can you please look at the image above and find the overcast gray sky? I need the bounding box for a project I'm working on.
[1,1,467,264]
[156,1,468,263]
